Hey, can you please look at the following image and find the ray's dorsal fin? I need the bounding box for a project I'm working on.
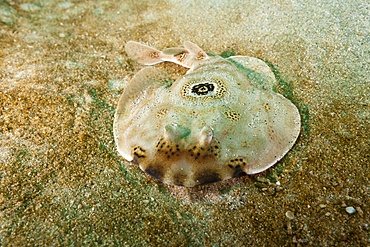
[184,41,207,59]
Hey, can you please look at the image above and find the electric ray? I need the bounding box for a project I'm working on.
[113,41,301,187]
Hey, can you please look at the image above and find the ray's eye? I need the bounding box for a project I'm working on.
[191,83,215,95]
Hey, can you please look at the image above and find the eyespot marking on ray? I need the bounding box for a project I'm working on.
[181,77,228,101]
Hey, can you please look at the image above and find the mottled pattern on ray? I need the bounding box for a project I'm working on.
[114,41,301,187]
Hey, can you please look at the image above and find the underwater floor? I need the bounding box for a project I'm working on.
[1,0,369,245]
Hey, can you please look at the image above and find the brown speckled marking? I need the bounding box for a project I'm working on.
[224,110,241,122]
[148,51,159,59]
[196,51,206,60]
[135,136,226,186]
[186,140,221,160]
[241,140,250,148]
[263,102,271,112]
[132,146,146,159]
[227,158,247,177]
[176,53,187,63]
[155,137,180,158]
[155,108,169,118]
[268,125,277,140]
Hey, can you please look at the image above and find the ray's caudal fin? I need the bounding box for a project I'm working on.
[125,41,164,65]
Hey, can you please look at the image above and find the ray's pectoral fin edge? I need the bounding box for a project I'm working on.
[115,67,171,120]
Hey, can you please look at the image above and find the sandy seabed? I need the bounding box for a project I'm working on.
[1,0,369,246]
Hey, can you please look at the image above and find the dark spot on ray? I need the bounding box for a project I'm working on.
[173,171,187,186]
[196,170,221,186]
[144,164,165,182]
[231,164,243,177]
[133,152,146,159]
[133,146,146,159]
